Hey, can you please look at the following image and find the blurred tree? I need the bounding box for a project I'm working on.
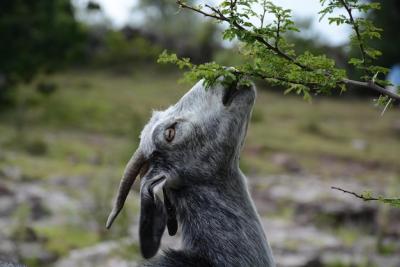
[86,1,102,11]
[133,0,220,63]
[0,0,86,107]
[368,0,400,68]
[93,30,162,67]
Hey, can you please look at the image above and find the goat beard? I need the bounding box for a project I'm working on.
[139,171,178,258]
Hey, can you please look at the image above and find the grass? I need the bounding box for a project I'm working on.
[34,225,100,256]
[246,90,400,178]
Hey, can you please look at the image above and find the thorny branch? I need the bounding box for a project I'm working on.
[176,0,400,102]
[343,79,400,101]
[275,15,281,49]
[260,0,267,28]
[332,186,400,208]
[233,69,320,89]
[338,0,368,70]
[331,186,379,201]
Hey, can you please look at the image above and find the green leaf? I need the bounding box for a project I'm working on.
[380,198,400,208]
[348,58,363,67]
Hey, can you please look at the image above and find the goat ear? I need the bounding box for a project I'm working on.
[163,187,178,236]
[139,179,167,259]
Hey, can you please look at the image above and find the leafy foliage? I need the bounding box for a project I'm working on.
[319,0,388,83]
[94,31,162,66]
[159,0,399,105]
[361,190,400,208]
[380,198,400,208]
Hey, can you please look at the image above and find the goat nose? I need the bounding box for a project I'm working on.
[222,84,240,106]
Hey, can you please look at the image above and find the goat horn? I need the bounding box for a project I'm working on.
[106,150,145,229]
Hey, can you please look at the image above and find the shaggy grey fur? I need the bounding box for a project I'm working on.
[107,79,275,267]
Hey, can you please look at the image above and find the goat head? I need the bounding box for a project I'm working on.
[106,78,255,259]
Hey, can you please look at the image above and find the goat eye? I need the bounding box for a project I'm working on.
[164,127,175,142]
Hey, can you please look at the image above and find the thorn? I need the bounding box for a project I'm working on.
[381,98,392,116]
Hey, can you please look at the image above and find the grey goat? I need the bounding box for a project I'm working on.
[106,79,275,267]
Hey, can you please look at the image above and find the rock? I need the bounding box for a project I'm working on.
[17,243,57,265]
[0,261,25,267]
[244,145,265,156]
[10,227,41,242]
[251,175,378,228]
[12,184,53,221]
[264,218,341,251]
[250,174,400,267]
[29,196,50,221]
[274,253,321,267]
[262,216,400,267]
[0,167,22,181]
[55,239,139,267]
[0,197,15,217]
[54,234,179,267]
[321,251,400,267]
[386,211,400,236]
[0,238,17,260]
[270,153,302,173]
[262,218,341,267]
[351,139,368,151]
[88,154,103,165]
[50,175,88,189]
[0,183,13,197]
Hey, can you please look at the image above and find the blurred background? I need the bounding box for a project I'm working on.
[0,0,399,266]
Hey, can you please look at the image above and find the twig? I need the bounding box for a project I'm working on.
[331,186,379,201]
[342,79,400,102]
[275,15,281,49]
[176,1,222,20]
[338,0,368,70]
[245,70,319,89]
[260,0,267,28]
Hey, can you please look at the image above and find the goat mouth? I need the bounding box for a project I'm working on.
[222,84,241,106]
[146,175,167,199]
[149,175,166,188]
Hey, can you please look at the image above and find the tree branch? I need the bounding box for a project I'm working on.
[177,0,311,71]
[237,69,319,89]
[275,15,281,49]
[260,0,267,28]
[176,0,400,102]
[176,1,222,20]
[342,79,400,102]
[338,0,368,69]
[331,186,379,201]
[331,186,400,208]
